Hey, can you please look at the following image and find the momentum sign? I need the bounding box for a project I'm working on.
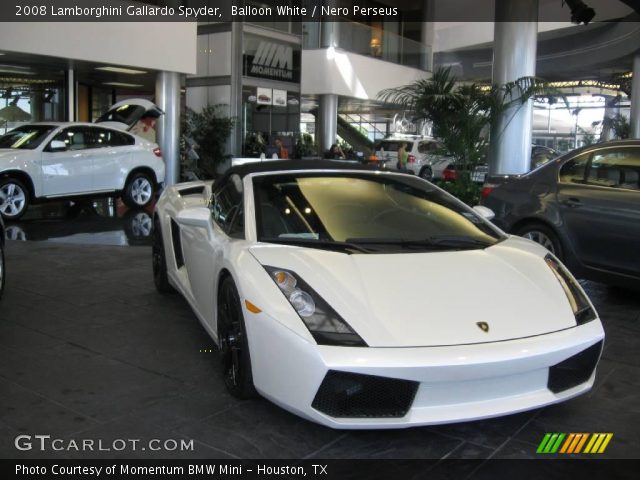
[243,34,300,83]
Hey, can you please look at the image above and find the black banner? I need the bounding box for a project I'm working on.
[2,0,639,22]
[4,459,640,480]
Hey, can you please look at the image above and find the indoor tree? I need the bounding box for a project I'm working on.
[183,105,235,179]
[378,67,547,204]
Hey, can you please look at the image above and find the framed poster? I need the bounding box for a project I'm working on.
[256,87,272,105]
[272,89,287,107]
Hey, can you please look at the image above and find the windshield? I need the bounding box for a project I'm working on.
[253,173,503,253]
[0,125,56,150]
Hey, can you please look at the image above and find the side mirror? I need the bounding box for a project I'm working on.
[175,206,211,228]
[472,205,495,221]
[48,140,67,152]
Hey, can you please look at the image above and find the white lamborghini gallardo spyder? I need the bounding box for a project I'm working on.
[152,160,604,429]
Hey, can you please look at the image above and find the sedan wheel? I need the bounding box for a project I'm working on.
[517,223,563,260]
[218,277,256,399]
[0,179,29,220]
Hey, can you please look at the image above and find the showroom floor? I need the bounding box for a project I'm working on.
[1,226,639,462]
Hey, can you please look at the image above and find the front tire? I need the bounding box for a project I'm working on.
[516,222,563,259]
[218,276,256,399]
[0,241,5,300]
[0,178,29,220]
[123,172,155,208]
[152,219,174,294]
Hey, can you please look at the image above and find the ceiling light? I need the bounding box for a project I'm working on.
[0,69,35,75]
[102,82,144,88]
[96,66,147,75]
[0,64,31,70]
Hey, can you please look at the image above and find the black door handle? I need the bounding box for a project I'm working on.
[562,197,581,208]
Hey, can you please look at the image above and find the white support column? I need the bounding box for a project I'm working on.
[66,68,75,122]
[631,52,640,139]
[318,0,340,154]
[489,0,539,176]
[421,0,435,72]
[156,71,181,187]
[319,94,338,154]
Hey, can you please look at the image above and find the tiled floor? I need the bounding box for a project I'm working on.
[0,240,638,461]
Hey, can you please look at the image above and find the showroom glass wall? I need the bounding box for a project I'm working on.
[240,29,301,157]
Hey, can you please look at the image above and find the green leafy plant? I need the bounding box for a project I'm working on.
[435,179,481,206]
[295,133,316,158]
[610,114,630,140]
[378,67,553,205]
[184,105,234,178]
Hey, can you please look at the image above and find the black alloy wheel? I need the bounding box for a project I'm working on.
[419,166,433,181]
[0,241,5,300]
[218,276,256,399]
[152,220,174,294]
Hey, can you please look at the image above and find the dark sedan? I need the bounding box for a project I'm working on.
[481,140,640,288]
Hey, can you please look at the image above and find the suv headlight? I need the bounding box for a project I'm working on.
[545,254,597,325]
[264,266,367,347]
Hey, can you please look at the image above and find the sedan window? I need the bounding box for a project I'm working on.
[587,148,640,191]
[559,153,590,184]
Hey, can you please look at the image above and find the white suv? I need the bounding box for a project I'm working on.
[374,135,454,180]
[0,123,165,220]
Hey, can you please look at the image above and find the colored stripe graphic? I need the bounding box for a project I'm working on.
[537,433,565,453]
[539,433,613,454]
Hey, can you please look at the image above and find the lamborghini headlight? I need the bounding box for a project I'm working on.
[545,254,597,325]
[265,266,367,347]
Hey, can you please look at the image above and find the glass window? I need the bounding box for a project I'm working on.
[418,141,440,154]
[96,104,145,126]
[0,125,56,150]
[92,128,135,148]
[587,147,640,191]
[47,127,99,151]
[531,146,558,169]
[253,173,502,252]
[376,141,414,152]
[559,153,590,184]
[211,176,244,238]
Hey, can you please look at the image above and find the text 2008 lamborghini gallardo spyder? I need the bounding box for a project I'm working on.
[152,160,604,429]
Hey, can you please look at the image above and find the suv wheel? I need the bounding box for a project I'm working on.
[0,178,29,220]
[123,172,155,208]
[419,166,433,181]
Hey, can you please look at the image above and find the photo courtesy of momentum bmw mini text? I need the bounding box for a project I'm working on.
[0,0,639,479]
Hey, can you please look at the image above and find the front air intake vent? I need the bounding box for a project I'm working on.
[312,370,418,418]
[548,340,603,393]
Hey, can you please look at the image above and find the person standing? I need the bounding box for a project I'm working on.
[275,138,289,159]
[397,142,408,171]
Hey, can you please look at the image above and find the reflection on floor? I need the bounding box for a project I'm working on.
[0,241,638,466]
[3,197,154,246]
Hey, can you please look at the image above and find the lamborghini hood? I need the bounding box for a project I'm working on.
[249,238,580,348]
